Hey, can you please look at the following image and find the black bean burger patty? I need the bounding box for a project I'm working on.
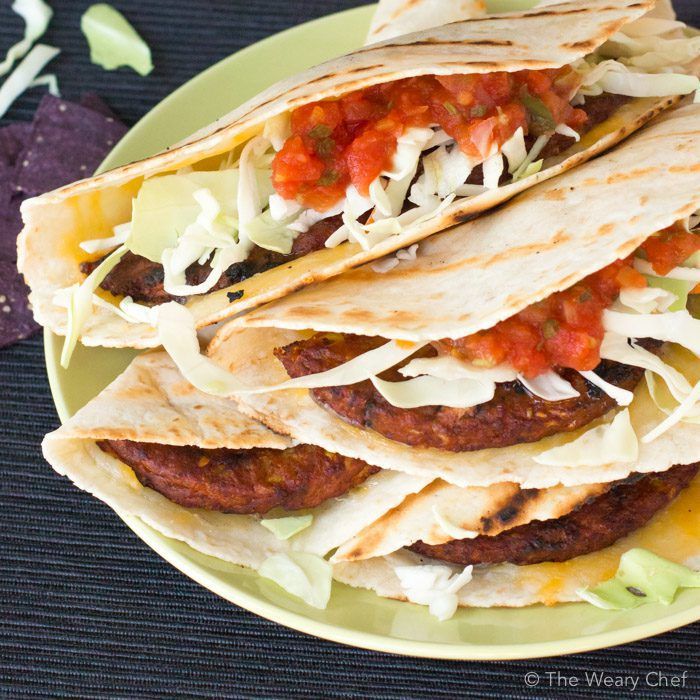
[410,463,699,566]
[99,438,379,514]
[80,215,344,305]
[274,334,657,453]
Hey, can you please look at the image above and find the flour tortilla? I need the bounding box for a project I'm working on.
[232,104,700,341]
[18,0,673,350]
[333,471,700,607]
[207,327,700,488]
[367,0,486,43]
[333,479,611,562]
[42,352,431,562]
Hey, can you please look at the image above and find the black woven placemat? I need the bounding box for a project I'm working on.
[2,2,699,697]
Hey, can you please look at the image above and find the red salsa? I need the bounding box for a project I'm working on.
[441,225,700,378]
[272,68,585,211]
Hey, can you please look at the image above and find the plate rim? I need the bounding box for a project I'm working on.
[42,3,700,660]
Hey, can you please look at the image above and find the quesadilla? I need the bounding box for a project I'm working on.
[17,0,699,363]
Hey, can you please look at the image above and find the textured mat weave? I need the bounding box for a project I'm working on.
[1,1,699,697]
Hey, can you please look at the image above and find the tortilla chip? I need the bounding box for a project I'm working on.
[0,260,39,346]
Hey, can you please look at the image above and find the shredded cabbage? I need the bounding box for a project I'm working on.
[370,374,496,409]
[0,0,52,78]
[80,3,153,76]
[578,549,700,610]
[129,171,240,262]
[501,127,527,173]
[617,285,678,314]
[263,113,291,152]
[246,210,297,254]
[512,135,549,181]
[534,409,638,467]
[382,127,434,181]
[601,333,692,403]
[635,259,700,282]
[60,244,128,368]
[79,222,131,254]
[156,302,243,396]
[394,563,473,621]
[580,370,634,406]
[268,193,301,222]
[598,70,699,98]
[603,309,700,356]
[260,515,313,540]
[0,43,59,119]
[29,72,58,96]
[555,123,580,142]
[642,378,700,443]
[482,152,504,190]
[400,355,518,383]
[519,371,579,401]
[258,552,332,609]
[238,340,426,394]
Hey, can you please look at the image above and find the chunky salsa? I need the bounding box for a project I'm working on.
[441,225,700,378]
[272,68,585,211]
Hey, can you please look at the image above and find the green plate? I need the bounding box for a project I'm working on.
[44,4,700,660]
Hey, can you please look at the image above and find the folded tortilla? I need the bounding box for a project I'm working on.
[206,105,700,488]
[42,352,433,562]
[334,469,700,606]
[19,0,683,351]
[367,0,486,43]
[227,104,700,340]
[332,478,611,562]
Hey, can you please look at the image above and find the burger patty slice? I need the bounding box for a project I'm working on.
[409,463,699,566]
[80,215,344,305]
[274,334,657,452]
[99,439,379,514]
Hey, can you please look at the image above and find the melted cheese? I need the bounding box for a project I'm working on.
[520,474,700,606]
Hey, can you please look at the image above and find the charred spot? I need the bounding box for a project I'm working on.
[495,489,539,525]
[226,290,244,303]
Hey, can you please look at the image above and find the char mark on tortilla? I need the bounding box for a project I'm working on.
[99,439,379,514]
[409,462,699,565]
[274,334,660,452]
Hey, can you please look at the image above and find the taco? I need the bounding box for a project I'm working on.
[17,0,700,364]
[41,351,434,566]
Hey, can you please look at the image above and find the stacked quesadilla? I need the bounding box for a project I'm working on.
[33,0,700,618]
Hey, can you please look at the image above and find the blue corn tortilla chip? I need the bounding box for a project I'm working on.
[0,196,23,261]
[15,94,127,197]
[79,92,119,120]
[0,260,39,347]
[0,94,127,347]
[0,123,31,168]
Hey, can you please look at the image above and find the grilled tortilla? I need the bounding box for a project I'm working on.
[19,0,695,352]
